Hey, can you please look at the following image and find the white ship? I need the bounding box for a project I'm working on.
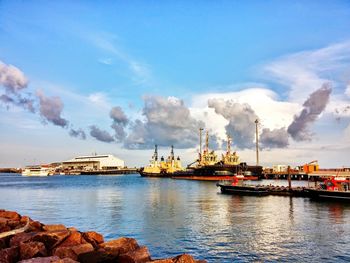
[21,165,52,176]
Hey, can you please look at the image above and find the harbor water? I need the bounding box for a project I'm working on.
[1,173,350,262]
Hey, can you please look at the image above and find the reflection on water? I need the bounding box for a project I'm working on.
[1,174,350,262]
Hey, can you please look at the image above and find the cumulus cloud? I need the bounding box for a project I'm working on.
[124,96,204,149]
[0,61,28,93]
[69,128,86,140]
[109,106,128,142]
[260,127,289,148]
[36,90,69,128]
[89,125,115,143]
[287,83,332,141]
[208,98,258,149]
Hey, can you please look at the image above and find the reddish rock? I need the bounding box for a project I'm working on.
[118,246,151,263]
[9,232,37,247]
[0,237,7,249]
[0,246,20,263]
[42,225,67,232]
[82,231,104,247]
[78,249,118,263]
[149,259,173,263]
[56,231,87,248]
[99,237,139,255]
[19,241,47,259]
[18,256,61,263]
[53,258,79,263]
[0,217,8,229]
[172,254,197,263]
[52,247,77,261]
[67,227,78,232]
[70,243,94,256]
[0,211,20,221]
[28,221,43,232]
[32,230,70,249]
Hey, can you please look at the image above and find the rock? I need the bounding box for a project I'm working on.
[82,231,104,248]
[53,243,94,261]
[0,225,11,233]
[78,249,118,263]
[67,228,78,232]
[56,231,87,248]
[0,211,20,221]
[53,258,79,263]
[118,246,151,263]
[172,254,197,263]
[0,246,20,263]
[32,230,70,250]
[52,247,77,261]
[149,259,173,263]
[42,225,67,232]
[9,232,37,247]
[70,243,94,256]
[28,221,43,232]
[19,241,47,260]
[18,256,61,263]
[99,237,139,255]
[0,237,7,249]
[0,218,8,229]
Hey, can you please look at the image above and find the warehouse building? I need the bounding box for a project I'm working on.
[62,154,125,171]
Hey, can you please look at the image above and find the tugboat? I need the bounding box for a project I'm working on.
[171,130,263,181]
[216,175,269,196]
[139,145,184,177]
[307,173,350,201]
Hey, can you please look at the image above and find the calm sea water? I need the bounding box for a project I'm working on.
[1,173,350,262]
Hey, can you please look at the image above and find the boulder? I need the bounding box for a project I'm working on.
[28,221,43,232]
[10,232,37,247]
[78,249,118,263]
[70,243,94,256]
[149,259,173,263]
[82,231,104,248]
[0,211,20,221]
[56,231,87,248]
[52,247,77,261]
[32,230,70,250]
[0,217,8,229]
[172,254,198,263]
[117,246,151,263]
[0,246,20,263]
[42,225,67,232]
[19,241,47,260]
[18,256,61,263]
[99,237,139,255]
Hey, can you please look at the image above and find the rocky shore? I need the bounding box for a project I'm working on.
[0,210,205,263]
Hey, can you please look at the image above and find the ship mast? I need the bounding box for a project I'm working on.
[170,145,175,160]
[227,135,231,154]
[153,144,158,161]
[205,131,209,152]
[199,128,203,162]
[255,119,259,166]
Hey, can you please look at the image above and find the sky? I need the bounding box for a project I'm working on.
[1,1,350,168]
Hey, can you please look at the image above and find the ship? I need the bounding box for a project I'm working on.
[21,165,53,176]
[139,145,184,177]
[171,130,263,181]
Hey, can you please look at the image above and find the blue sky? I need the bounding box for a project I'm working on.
[1,1,350,167]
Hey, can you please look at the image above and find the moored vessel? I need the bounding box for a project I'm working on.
[216,175,269,196]
[21,165,53,176]
[172,130,262,181]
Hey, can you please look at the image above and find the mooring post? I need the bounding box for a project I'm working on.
[288,165,291,190]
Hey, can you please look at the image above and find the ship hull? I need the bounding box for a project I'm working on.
[139,170,170,178]
[171,164,262,181]
[217,184,269,196]
[307,189,350,201]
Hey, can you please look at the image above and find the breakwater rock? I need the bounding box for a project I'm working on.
[0,210,205,263]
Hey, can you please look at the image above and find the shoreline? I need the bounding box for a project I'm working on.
[0,210,205,263]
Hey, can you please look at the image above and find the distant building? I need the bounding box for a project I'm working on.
[62,154,125,171]
[272,164,288,173]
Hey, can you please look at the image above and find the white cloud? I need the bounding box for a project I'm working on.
[88,92,110,109]
[263,41,350,103]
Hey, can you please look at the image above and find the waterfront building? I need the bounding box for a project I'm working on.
[62,154,125,171]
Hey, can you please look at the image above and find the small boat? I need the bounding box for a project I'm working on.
[21,165,52,176]
[216,175,269,196]
[307,174,350,201]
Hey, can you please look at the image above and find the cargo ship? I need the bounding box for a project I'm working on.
[171,131,262,181]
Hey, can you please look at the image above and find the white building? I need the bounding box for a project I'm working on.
[62,154,125,171]
[272,164,288,173]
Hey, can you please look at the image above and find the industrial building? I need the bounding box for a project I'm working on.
[62,154,125,171]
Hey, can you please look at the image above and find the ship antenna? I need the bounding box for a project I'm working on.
[255,119,259,166]
[199,128,203,162]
